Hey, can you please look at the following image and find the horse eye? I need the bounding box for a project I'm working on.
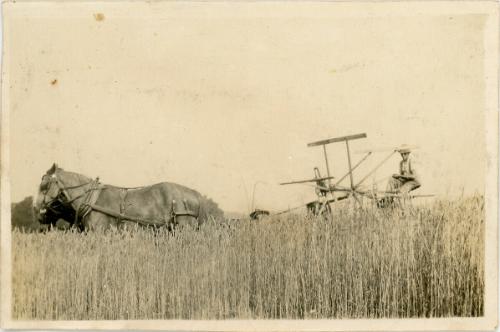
[39,182,49,192]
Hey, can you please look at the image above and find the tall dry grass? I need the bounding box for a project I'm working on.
[12,196,484,319]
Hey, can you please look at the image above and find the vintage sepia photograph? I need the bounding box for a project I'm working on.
[1,1,498,330]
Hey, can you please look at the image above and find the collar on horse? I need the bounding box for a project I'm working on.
[74,178,102,226]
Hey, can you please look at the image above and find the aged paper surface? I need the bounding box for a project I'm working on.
[1,1,498,330]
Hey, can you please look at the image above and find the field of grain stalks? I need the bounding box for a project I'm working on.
[12,196,484,320]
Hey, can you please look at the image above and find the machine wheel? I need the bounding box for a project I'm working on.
[307,201,332,219]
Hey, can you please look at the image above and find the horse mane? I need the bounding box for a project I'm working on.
[57,168,93,186]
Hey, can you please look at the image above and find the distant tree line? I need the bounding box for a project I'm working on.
[11,196,40,232]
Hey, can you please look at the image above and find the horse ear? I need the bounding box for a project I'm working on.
[47,163,58,174]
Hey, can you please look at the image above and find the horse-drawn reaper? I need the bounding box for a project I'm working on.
[33,163,206,231]
[279,133,433,217]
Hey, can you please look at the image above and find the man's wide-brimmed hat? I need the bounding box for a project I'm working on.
[397,144,412,154]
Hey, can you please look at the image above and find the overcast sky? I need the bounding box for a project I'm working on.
[6,2,490,213]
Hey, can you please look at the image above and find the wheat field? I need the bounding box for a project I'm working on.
[12,196,484,320]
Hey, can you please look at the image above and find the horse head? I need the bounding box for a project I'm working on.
[33,163,90,226]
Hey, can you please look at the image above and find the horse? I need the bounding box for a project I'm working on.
[33,163,205,231]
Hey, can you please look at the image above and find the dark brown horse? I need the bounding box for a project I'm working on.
[33,163,205,231]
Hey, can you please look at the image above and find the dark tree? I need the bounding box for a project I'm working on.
[11,196,39,232]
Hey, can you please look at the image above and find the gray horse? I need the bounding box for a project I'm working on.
[33,163,205,231]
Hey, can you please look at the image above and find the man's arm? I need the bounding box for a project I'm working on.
[396,158,420,183]
[409,158,420,185]
[393,174,415,180]
[392,160,412,179]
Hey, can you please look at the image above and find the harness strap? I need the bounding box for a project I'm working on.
[75,178,102,226]
[55,178,94,203]
[118,189,128,224]
[77,185,198,228]
[171,199,199,220]
[88,204,167,227]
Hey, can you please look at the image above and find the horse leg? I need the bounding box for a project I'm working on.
[83,212,115,231]
[175,215,198,230]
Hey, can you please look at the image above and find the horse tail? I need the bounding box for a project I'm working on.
[197,195,223,224]
[197,195,208,224]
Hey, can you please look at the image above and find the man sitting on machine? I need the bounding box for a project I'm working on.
[378,145,421,208]
[387,145,421,194]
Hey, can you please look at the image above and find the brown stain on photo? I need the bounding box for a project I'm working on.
[50,79,57,85]
[94,13,105,22]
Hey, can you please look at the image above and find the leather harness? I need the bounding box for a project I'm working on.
[43,175,199,228]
